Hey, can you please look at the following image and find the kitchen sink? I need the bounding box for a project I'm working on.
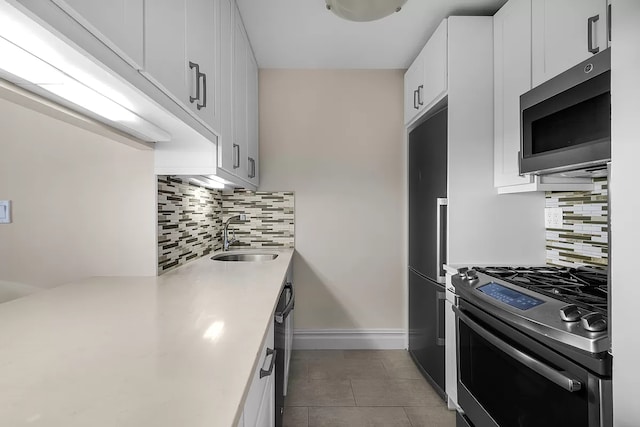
[211,252,278,262]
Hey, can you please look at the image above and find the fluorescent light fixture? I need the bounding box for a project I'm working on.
[187,176,226,190]
[325,0,407,22]
[0,2,170,142]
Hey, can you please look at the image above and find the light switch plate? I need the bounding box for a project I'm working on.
[544,207,563,228]
[0,200,12,224]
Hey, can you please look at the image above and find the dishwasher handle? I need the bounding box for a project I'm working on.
[275,282,294,324]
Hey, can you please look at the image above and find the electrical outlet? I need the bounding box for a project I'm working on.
[545,207,563,228]
[0,200,11,224]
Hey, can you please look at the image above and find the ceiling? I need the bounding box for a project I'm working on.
[236,0,508,69]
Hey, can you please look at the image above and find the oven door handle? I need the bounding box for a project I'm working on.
[454,306,583,392]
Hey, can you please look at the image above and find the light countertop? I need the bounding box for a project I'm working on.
[0,249,294,427]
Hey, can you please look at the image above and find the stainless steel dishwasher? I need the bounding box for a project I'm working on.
[274,266,294,427]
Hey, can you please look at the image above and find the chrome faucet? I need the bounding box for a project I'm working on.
[223,214,247,251]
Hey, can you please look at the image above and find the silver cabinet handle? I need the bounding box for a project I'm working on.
[413,89,419,110]
[275,282,295,324]
[436,290,446,346]
[233,144,240,169]
[198,71,207,110]
[259,348,277,378]
[454,306,583,392]
[248,157,256,178]
[588,14,600,54]
[436,198,448,284]
[417,84,424,106]
[188,61,200,104]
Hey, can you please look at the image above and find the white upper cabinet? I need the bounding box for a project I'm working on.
[246,51,259,186]
[216,2,259,188]
[532,0,608,87]
[421,20,448,114]
[493,0,597,193]
[143,0,221,131]
[404,51,424,125]
[494,0,534,189]
[404,19,448,126]
[50,0,144,69]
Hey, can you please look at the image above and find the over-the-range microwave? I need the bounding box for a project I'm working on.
[520,49,611,176]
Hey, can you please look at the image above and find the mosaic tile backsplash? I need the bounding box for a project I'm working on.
[157,176,223,272]
[221,190,295,250]
[546,177,608,269]
[157,177,295,273]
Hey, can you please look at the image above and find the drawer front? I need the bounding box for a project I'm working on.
[243,321,275,427]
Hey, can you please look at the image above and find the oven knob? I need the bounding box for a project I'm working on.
[559,304,581,322]
[465,270,478,281]
[581,312,607,332]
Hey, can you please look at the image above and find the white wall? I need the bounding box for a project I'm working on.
[259,69,405,331]
[610,1,640,424]
[0,84,157,301]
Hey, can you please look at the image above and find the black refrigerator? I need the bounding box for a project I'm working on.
[408,107,447,400]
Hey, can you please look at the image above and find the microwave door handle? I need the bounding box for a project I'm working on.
[453,306,583,393]
[588,14,600,54]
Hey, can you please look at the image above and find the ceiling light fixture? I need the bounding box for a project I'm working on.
[325,0,408,22]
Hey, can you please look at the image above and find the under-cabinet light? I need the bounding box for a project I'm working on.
[0,37,137,122]
[0,1,170,142]
[187,176,226,190]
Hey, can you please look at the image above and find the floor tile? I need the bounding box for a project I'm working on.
[283,407,308,427]
[343,350,411,362]
[309,407,411,427]
[285,379,355,407]
[288,358,309,381]
[381,358,424,380]
[292,350,345,360]
[309,358,387,380]
[404,406,456,427]
[351,379,446,407]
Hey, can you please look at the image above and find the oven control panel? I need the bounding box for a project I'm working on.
[478,282,545,311]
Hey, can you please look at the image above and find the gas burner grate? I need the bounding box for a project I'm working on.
[474,266,608,314]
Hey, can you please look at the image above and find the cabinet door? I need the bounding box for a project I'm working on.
[254,374,275,427]
[143,0,189,108]
[403,55,424,125]
[232,5,248,180]
[186,0,220,129]
[532,0,608,86]
[494,0,534,188]
[51,0,144,69]
[246,50,259,186]
[218,0,235,174]
[421,19,448,111]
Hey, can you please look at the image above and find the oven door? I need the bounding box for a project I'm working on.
[454,301,609,427]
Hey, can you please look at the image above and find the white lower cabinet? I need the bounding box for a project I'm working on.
[242,321,275,427]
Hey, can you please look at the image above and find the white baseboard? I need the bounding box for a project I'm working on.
[293,329,406,350]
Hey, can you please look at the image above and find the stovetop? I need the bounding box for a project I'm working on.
[452,266,610,355]
[472,266,608,315]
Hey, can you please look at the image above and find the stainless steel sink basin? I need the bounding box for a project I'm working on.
[211,252,278,262]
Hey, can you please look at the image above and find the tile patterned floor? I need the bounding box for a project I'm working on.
[283,350,456,427]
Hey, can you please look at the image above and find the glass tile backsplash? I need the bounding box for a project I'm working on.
[157,176,295,274]
[545,177,608,269]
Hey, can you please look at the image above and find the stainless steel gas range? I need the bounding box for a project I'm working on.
[452,266,612,427]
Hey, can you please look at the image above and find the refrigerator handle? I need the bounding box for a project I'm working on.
[436,290,446,346]
[436,198,448,284]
